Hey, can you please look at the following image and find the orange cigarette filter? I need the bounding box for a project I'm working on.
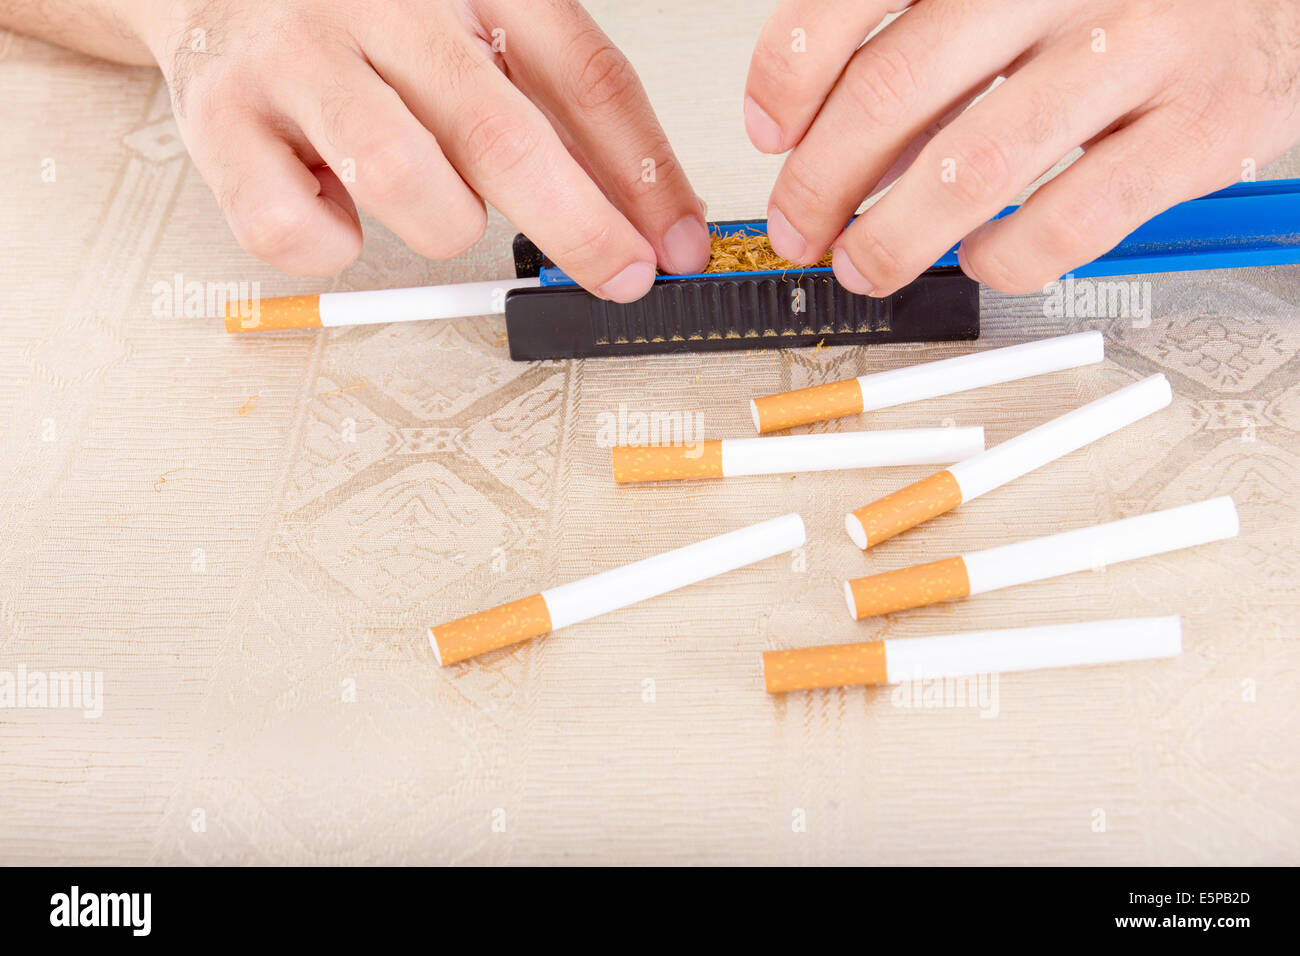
[430,594,553,666]
[224,295,322,333]
[847,470,963,549]
[845,556,971,620]
[763,641,887,693]
[750,379,865,434]
[611,442,723,483]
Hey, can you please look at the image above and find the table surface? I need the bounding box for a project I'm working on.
[1,3,1298,865]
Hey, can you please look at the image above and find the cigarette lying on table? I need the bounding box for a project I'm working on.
[611,427,985,484]
[843,496,1238,620]
[224,279,542,332]
[750,331,1105,433]
[762,616,1182,692]
[845,373,1172,549]
[429,512,805,665]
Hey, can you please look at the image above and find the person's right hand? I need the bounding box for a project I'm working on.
[129,0,710,301]
[744,0,1300,298]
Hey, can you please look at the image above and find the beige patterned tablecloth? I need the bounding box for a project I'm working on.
[1,3,1297,865]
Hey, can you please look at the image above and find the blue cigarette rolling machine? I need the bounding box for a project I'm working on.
[502,178,1300,361]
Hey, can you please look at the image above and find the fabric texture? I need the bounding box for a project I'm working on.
[0,3,1297,864]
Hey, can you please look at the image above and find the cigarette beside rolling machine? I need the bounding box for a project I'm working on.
[750,331,1104,434]
[844,373,1173,550]
[610,427,985,484]
[429,513,805,665]
[842,497,1240,621]
[762,616,1183,693]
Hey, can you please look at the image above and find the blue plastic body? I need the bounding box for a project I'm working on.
[538,178,1300,287]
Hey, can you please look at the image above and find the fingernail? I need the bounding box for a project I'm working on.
[766,205,806,262]
[744,97,784,153]
[598,261,657,303]
[662,215,711,274]
[832,247,876,296]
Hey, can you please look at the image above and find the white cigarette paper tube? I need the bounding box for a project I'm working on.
[763,616,1182,692]
[947,372,1172,501]
[611,427,985,483]
[750,331,1105,433]
[843,496,1239,620]
[845,373,1173,549]
[960,495,1240,595]
[226,278,542,332]
[429,513,806,665]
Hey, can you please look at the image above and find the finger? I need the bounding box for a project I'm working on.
[831,37,1162,297]
[766,0,1043,263]
[286,56,487,262]
[957,110,1237,293]
[188,112,362,276]
[864,83,994,203]
[745,0,910,154]
[367,25,656,302]
[522,90,710,236]
[487,0,710,274]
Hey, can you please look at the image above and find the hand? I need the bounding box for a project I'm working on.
[129,0,710,300]
[744,0,1300,295]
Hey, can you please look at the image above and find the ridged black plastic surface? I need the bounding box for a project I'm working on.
[504,234,979,361]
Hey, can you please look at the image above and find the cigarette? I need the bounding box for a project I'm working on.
[845,373,1171,549]
[611,427,985,484]
[750,331,1104,433]
[844,496,1239,620]
[224,278,542,332]
[430,512,806,665]
[762,616,1182,692]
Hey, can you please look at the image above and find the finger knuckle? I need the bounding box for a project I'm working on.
[461,110,542,178]
[415,207,487,260]
[776,156,833,212]
[848,227,908,288]
[568,34,639,111]
[553,221,617,269]
[165,41,223,119]
[187,70,251,128]
[750,35,803,93]
[1125,0,1179,46]
[290,237,363,278]
[235,200,318,261]
[1021,89,1068,147]
[1035,194,1109,262]
[614,140,681,198]
[319,80,365,147]
[962,237,1040,294]
[941,131,1013,207]
[844,43,921,128]
[1165,80,1233,147]
[355,139,430,203]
